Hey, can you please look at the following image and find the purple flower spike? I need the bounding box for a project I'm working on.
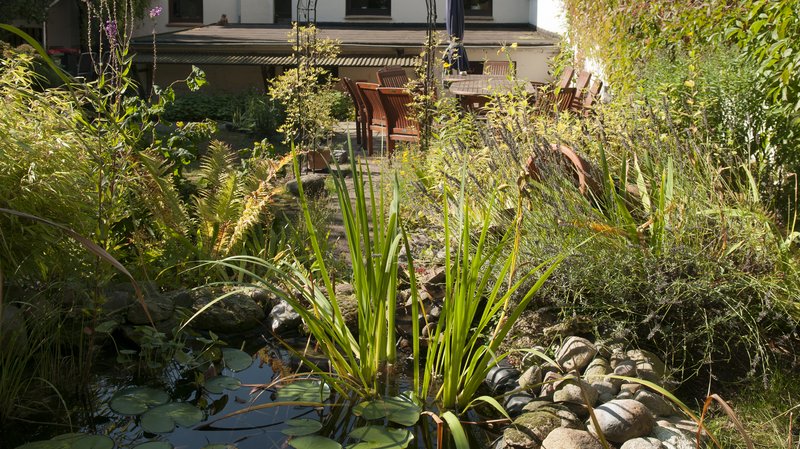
[149,6,163,19]
[105,20,118,39]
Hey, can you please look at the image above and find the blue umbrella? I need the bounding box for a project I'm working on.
[444,0,469,73]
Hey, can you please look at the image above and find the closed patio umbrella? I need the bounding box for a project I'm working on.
[444,0,469,73]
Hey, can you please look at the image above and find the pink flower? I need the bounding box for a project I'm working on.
[149,6,163,19]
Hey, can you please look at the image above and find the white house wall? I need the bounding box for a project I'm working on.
[532,0,565,34]
[294,0,529,24]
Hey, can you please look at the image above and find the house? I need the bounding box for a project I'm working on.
[4,1,567,90]
[129,0,566,91]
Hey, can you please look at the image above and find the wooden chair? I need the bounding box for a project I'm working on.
[557,66,575,89]
[459,94,492,116]
[377,87,419,156]
[377,66,410,88]
[570,70,592,111]
[581,79,603,116]
[341,77,368,150]
[483,60,515,77]
[532,87,577,116]
[356,82,387,156]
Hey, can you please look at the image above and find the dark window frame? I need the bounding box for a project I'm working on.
[169,0,204,23]
[346,0,391,16]
[465,0,492,17]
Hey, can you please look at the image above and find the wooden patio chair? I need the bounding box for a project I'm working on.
[570,70,592,111]
[341,77,368,150]
[483,60,515,77]
[356,82,387,156]
[377,66,410,88]
[377,87,419,156]
[581,79,604,116]
[557,66,575,89]
[459,94,492,116]
[531,87,577,116]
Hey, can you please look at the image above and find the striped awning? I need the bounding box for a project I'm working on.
[135,53,421,67]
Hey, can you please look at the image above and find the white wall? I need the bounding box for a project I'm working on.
[294,0,529,23]
[133,0,275,38]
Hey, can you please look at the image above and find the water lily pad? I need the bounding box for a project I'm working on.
[221,348,252,372]
[109,387,170,416]
[352,393,420,427]
[16,434,113,449]
[140,402,203,434]
[347,426,413,448]
[288,435,342,449]
[277,380,330,402]
[204,376,241,394]
[132,443,173,449]
[200,445,237,449]
[282,418,323,436]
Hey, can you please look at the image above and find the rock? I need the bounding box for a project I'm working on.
[332,147,349,164]
[591,380,618,397]
[542,316,593,339]
[187,287,267,333]
[583,357,611,382]
[588,399,655,443]
[651,424,695,449]
[555,337,597,373]
[519,366,543,393]
[627,349,666,384]
[542,428,603,449]
[598,392,614,403]
[553,380,598,406]
[620,437,663,449]
[428,305,442,320]
[0,304,28,353]
[335,283,355,296]
[610,349,627,369]
[421,268,446,299]
[635,390,674,417]
[334,291,359,333]
[268,300,301,334]
[620,383,641,395]
[521,403,582,429]
[285,173,327,197]
[486,365,521,395]
[540,371,563,397]
[614,360,638,378]
[617,391,634,400]
[127,292,174,325]
[503,411,562,449]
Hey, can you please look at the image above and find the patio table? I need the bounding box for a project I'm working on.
[448,77,540,96]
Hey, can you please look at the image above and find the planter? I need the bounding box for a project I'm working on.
[306,147,333,172]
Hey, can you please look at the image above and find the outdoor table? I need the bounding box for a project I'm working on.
[448,78,539,96]
[441,73,506,83]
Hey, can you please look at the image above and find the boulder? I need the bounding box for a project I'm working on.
[126,292,175,325]
[502,411,562,449]
[542,428,603,449]
[268,299,301,334]
[188,287,267,333]
[583,357,610,382]
[627,349,666,384]
[651,424,695,449]
[520,403,582,429]
[555,337,597,373]
[285,173,327,197]
[519,365,543,393]
[620,437,664,449]
[554,379,598,406]
[635,390,674,417]
[588,399,655,443]
[590,380,618,397]
[540,371,563,398]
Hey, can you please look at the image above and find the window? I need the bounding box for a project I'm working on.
[170,0,203,23]
[346,0,391,16]
[465,0,492,16]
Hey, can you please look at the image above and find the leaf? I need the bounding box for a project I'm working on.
[441,412,470,449]
[140,402,203,434]
[200,445,237,449]
[282,418,323,436]
[204,376,242,394]
[109,387,170,416]
[221,348,253,372]
[16,434,114,449]
[132,443,174,449]
[277,380,331,402]
[347,426,413,448]
[289,436,342,449]
[352,394,421,427]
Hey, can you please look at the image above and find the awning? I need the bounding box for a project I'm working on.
[134,53,421,67]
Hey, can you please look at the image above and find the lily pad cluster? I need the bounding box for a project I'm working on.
[283,391,420,449]
[108,387,203,434]
[15,433,114,449]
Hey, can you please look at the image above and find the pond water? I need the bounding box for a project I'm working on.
[9,337,491,449]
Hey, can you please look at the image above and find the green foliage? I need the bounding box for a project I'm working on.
[269,25,340,148]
